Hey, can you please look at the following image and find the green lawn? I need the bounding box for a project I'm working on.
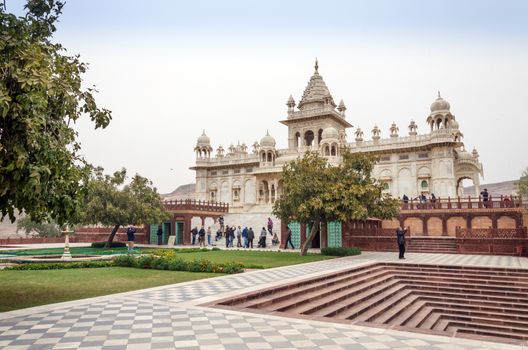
[0,267,219,312]
[158,250,335,268]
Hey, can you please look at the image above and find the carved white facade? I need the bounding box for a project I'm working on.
[190,60,483,213]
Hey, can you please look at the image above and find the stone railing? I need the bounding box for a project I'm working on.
[456,227,527,239]
[163,199,229,213]
[401,195,522,211]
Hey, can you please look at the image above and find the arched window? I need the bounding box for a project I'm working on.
[304,130,314,146]
[331,145,336,156]
[267,152,272,162]
[421,180,428,189]
[325,145,330,156]
[383,182,389,190]
[295,132,301,147]
[317,129,323,145]
[261,152,266,162]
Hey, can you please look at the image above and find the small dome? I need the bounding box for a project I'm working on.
[321,127,339,140]
[197,130,210,145]
[430,92,451,112]
[451,119,460,129]
[260,130,276,148]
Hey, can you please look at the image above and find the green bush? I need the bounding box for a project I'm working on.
[3,261,114,270]
[321,247,361,257]
[91,241,127,248]
[113,254,136,267]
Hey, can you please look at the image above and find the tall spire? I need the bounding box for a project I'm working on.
[314,58,319,73]
[298,59,336,110]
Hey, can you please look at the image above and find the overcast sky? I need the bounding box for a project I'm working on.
[8,0,528,193]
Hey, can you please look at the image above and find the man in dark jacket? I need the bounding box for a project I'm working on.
[198,226,206,247]
[191,227,198,245]
[247,227,254,248]
[127,225,136,251]
[396,226,406,259]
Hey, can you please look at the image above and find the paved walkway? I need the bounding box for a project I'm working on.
[1,252,528,350]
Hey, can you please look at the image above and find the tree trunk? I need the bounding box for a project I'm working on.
[104,224,121,248]
[300,218,320,256]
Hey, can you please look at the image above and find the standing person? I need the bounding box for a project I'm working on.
[396,226,406,259]
[206,226,212,246]
[191,227,198,245]
[402,194,409,203]
[218,216,225,235]
[267,217,273,235]
[242,227,248,248]
[284,226,294,249]
[126,225,136,251]
[225,225,230,248]
[480,188,489,207]
[258,227,267,248]
[247,227,254,248]
[198,226,206,247]
[236,226,242,247]
[156,225,163,245]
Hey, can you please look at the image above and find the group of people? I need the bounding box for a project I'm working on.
[402,193,437,204]
[190,217,282,249]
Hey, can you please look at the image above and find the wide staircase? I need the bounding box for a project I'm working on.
[407,237,457,254]
[215,263,528,345]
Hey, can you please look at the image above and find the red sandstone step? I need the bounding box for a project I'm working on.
[453,325,528,342]
[265,273,398,313]
[446,320,528,340]
[292,278,403,316]
[236,265,389,309]
[404,305,436,328]
[316,286,413,320]
[417,289,528,309]
[391,269,528,285]
[353,289,416,323]
[419,311,442,329]
[421,300,528,321]
[395,273,528,289]
[221,264,378,306]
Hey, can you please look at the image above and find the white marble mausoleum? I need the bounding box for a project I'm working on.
[190,60,483,215]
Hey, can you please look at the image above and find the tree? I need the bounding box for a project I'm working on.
[0,0,111,225]
[16,216,61,237]
[519,167,528,208]
[273,150,401,256]
[82,167,169,248]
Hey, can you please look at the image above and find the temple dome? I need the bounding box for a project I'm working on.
[260,131,276,148]
[298,59,336,110]
[430,92,451,113]
[321,126,339,140]
[197,130,210,146]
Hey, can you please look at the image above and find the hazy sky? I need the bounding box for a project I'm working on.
[8,0,528,193]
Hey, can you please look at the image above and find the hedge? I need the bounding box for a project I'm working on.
[112,254,244,274]
[3,261,114,270]
[321,247,361,257]
[91,241,127,248]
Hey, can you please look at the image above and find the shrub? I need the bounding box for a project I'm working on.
[91,241,127,248]
[113,254,136,267]
[3,261,114,270]
[321,247,361,257]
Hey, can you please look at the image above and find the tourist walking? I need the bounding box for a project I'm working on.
[236,226,242,247]
[198,226,206,247]
[396,226,406,259]
[284,226,294,249]
[206,226,212,245]
[156,225,163,245]
[258,227,267,248]
[218,216,225,234]
[126,225,136,251]
[191,227,198,245]
[267,217,273,235]
[247,227,254,248]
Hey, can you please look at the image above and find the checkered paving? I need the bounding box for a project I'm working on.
[1,251,527,349]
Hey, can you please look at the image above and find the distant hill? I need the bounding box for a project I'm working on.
[464,180,518,198]
[162,183,195,200]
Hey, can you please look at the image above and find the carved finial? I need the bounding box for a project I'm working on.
[202,129,206,135]
[266,129,270,136]
[314,58,319,73]
[438,91,441,98]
